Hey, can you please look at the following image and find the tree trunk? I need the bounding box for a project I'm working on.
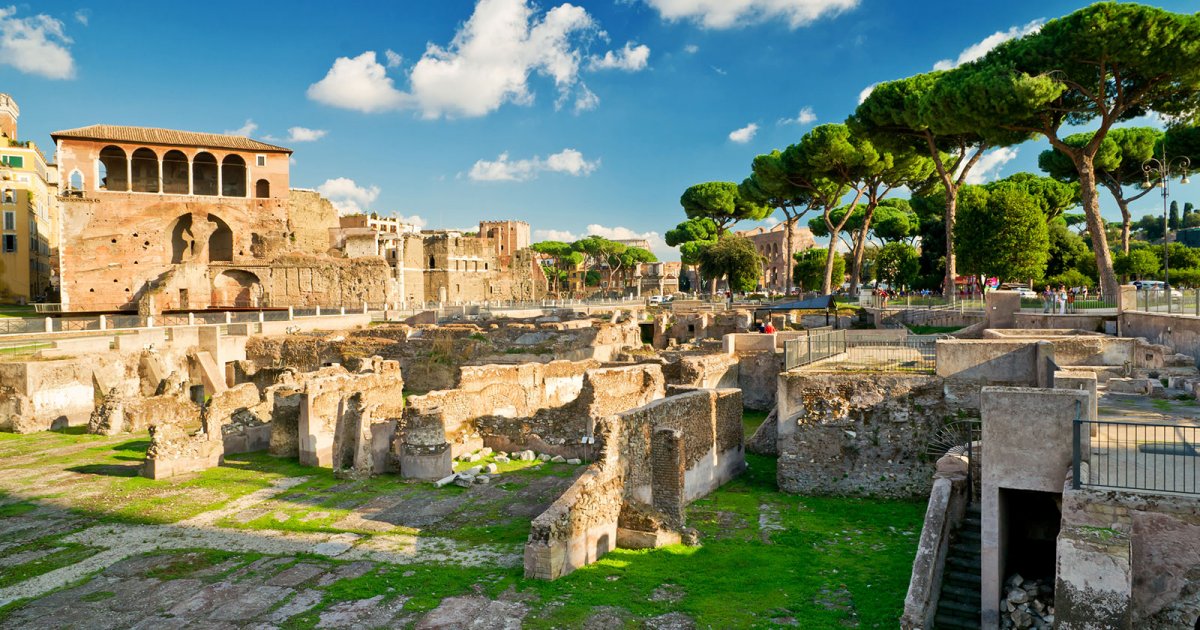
[784,213,795,295]
[1077,155,1120,298]
[848,202,878,297]
[1117,198,1131,255]
[943,186,958,299]
[822,238,839,295]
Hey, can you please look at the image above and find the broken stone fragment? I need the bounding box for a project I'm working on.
[467,453,482,462]
[464,466,483,476]
[550,455,565,463]
[566,458,581,465]
[485,463,498,474]
[475,475,490,484]
[479,447,493,457]
[454,475,475,488]
[434,474,458,488]
[519,450,536,461]
[494,455,510,464]
[537,453,551,462]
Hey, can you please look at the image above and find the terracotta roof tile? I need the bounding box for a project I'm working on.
[50,124,292,153]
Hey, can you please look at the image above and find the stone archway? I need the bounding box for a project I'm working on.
[212,269,263,308]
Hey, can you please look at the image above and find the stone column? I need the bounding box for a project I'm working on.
[157,157,164,194]
[125,154,132,192]
[187,157,193,196]
[216,158,223,197]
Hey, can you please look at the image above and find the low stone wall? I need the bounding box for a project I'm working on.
[776,372,968,498]
[901,454,970,630]
[676,353,739,390]
[0,354,136,433]
[297,360,405,474]
[1120,310,1200,366]
[935,339,1053,389]
[1056,476,1200,629]
[1013,313,1110,332]
[524,388,745,580]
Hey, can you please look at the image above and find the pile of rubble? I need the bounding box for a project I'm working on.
[1000,574,1054,629]
[434,448,582,488]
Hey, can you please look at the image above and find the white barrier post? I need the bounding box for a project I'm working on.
[288,306,294,320]
[44,317,52,333]
[99,314,107,331]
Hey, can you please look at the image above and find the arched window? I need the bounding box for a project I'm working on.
[130,148,158,193]
[193,152,218,196]
[162,150,188,194]
[68,170,84,192]
[97,145,127,191]
[207,214,233,262]
[221,155,246,197]
[254,178,270,198]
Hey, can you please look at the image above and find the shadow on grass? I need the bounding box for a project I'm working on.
[67,463,141,477]
[112,440,151,452]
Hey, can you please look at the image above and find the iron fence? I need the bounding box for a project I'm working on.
[785,329,939,373]
[1073,413,1199,495]
[1126,288,1200,315]
[784,329,848,370]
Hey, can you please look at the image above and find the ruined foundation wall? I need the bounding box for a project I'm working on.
[1056,481,1200,629]
[524,388,745,581]
[776,372,968,498]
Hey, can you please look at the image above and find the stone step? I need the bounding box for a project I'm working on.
[947,555,982,571]
[944,569,982,586]
[950,542,981,557]
[935,612,981,629]
[939,583,980,604]
[961,517,982,529]
[958,528,981,542]
[938,597,981,616]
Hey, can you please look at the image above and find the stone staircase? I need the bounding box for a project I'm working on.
[934,503,982,629]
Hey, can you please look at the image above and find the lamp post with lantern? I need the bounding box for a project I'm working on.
[1143,149,1191,296]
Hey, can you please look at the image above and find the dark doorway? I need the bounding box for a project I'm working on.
[1000,489,1062,581]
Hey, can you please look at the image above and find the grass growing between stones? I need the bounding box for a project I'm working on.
[742,409,769,436]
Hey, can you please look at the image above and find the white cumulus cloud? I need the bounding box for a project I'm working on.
[384,49,403,68]
[641,0,858,29]
[728,123,758,144]
[857,83,877,104]
[317,177,381,216]
[308,0,603,119]
[468,148,600,182]
[574,84,600,113]
[588,42,650,71]
[779,106,816,126]
[0,6,76,79]
[287,127,327,142]
[392,213,427,228]
[933,20,1043,71]
[585,224,670,259]
[224,120,258,137]
[962,147,1019,185]
[534,228,579,242]
[307,51,409,113]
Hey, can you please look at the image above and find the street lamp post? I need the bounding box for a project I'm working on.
[1143,148,1191,294]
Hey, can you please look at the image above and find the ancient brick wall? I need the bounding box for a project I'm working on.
[287,190,339,255]
[776,372,969,498]
[524,387,745,580]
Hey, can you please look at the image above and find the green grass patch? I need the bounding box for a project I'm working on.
[0,542,100,589]
[80,590,116,602]
[742,409,769,437]
[905,325,962,335]
[0,501,38,517]
[144,549,250,581]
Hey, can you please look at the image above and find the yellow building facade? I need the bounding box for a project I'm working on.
[0,94,55,303]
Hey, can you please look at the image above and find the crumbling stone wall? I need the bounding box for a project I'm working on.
[476,363,666,458]
[736,350,781,411]
[296,360,404,471]
[524,388,745,580]
[652,310,753,348]
[142,382,261,480]
[776,372,970,498]
[675,353,739,390]
[288,190,339,255]
[1056,481,1200,629]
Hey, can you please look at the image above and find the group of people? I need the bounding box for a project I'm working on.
[1042,285,1089,314]
[755,320,777,334]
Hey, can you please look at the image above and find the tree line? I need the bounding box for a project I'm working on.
[649,3,1200,298]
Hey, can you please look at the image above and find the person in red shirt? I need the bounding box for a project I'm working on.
[763,321,777,334]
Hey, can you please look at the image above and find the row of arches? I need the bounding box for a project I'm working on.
[83,145,269,198]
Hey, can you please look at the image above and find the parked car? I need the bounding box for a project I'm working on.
[1017,288,1038,299]
[648,295,664,305]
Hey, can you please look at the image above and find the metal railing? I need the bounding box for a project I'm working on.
[784,329,848,370]
[1074,409,1199,495]
[784,329,938,373]
[1021,295,1118,313]
[1126,288,1200,315]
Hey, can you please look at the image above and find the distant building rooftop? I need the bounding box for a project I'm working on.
[51,124,292,154]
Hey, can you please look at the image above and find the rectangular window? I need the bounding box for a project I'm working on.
[3,211,13,231]
[0,155,23,168]
[256,155,266,167]
[2,234,15,253]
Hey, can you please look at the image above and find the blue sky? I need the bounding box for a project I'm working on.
[2,0,1196,260]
